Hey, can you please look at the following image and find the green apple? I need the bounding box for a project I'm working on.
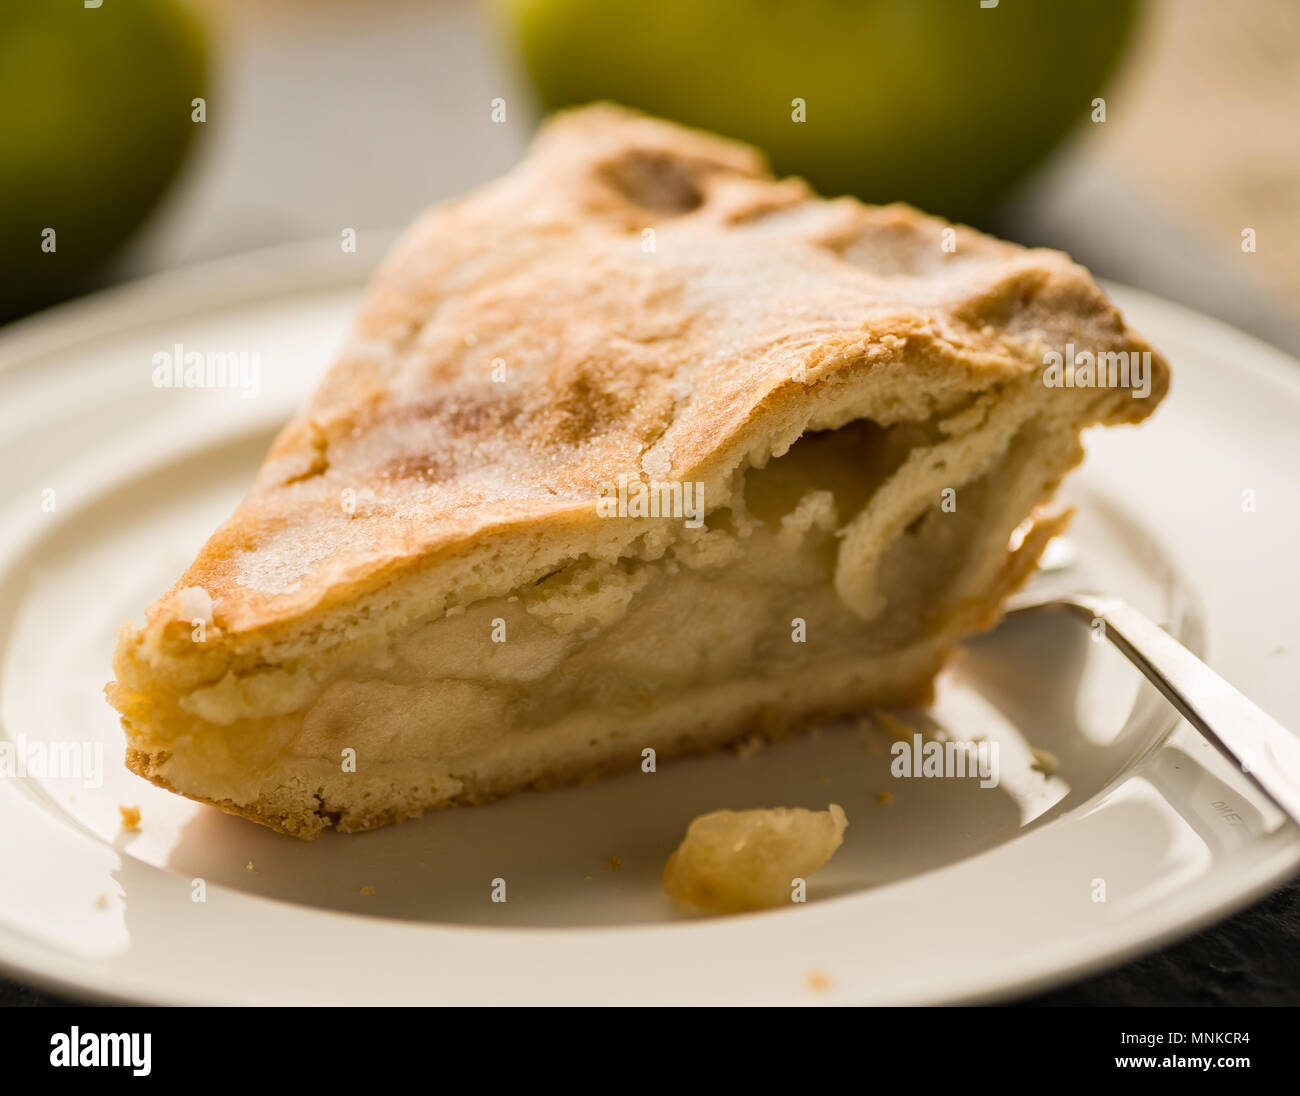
[495,0,1137,223]
[0,0,207,321]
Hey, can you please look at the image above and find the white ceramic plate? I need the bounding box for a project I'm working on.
[0,241,1297,1005]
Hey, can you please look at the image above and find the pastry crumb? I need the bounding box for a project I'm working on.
[1029,747,1060,776]
[605,856,622,871]
[663,804,848,914]
[93,893,109,910]
[805,969,832,992]
[876,792,893,804]
[359,885,376,895]
[118,805,141,831]
[733,734,766,760]
[245,861,256,872]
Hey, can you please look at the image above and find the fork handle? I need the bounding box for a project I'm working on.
[1044,594,1300,828]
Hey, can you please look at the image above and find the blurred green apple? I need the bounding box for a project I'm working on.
[496,0,1138,223]
[0,0,207,321]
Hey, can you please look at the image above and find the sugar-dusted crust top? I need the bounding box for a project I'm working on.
[121,103,1168,661]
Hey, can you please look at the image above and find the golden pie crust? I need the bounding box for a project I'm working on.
[108,105,1169,837]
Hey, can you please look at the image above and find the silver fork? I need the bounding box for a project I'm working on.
[1006,587,1300,827]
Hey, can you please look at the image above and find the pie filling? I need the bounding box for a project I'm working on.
[126,396,1078,816]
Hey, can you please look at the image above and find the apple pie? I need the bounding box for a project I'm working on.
[108,105,1169,837]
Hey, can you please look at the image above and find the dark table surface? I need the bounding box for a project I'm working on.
[5,874,1297,1006]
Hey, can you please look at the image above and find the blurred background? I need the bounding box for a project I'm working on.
[2,0,1298,355]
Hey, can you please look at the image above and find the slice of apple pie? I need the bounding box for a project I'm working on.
[108,104,1169,837]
